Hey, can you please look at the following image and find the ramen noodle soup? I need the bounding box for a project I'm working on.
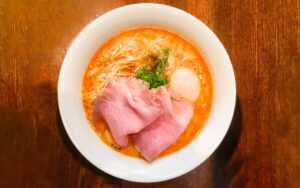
[82,27,213,161]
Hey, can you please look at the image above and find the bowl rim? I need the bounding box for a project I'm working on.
[58,3,236,183]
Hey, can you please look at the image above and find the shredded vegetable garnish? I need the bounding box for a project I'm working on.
[136,49,169,88]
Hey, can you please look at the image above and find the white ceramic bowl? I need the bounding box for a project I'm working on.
[58,3,236,183]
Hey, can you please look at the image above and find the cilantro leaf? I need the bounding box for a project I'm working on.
[136,49,169,88]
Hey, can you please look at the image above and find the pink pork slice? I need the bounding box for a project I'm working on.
[133,91,194,161]
[92,77,163,147]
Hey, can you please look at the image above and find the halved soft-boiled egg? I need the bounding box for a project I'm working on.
[170,68,200,102]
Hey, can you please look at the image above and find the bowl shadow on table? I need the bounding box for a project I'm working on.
[211,97,244,187]
[56,97,243,187]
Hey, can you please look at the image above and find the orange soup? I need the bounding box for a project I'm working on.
[82,27,213,159]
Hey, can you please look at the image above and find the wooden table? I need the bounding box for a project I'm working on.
[0,0,299,187]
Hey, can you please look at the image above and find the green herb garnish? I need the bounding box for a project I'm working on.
[136,49,169,88]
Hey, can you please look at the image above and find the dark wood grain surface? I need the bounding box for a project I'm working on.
[0,0,299,187]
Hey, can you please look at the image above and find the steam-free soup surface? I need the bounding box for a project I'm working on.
[82,27,213,158]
